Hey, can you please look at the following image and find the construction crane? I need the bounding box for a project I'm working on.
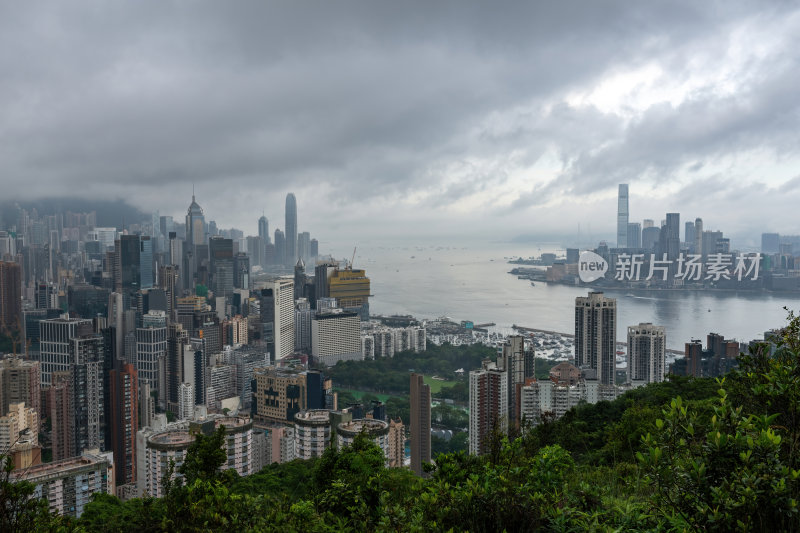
[350,247,356,270]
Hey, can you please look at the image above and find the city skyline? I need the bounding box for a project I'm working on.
[1,3,799,245]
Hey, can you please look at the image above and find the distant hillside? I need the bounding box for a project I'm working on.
[0,198,149,229]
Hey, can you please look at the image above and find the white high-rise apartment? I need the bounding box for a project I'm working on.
[574,292,617,386]
[294,410,331,459]
[627,323,666,384]
[311,310,362,366]
[178,382,194,421]
[269,278,295,360]
[468,360,508,456]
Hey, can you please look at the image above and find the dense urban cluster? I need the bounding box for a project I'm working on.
[519,183,800,291]
[0,193,438,517]
[0,195,796,532]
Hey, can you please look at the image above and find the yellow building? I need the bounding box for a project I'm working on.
[177,295,206,313]
[328,268,370,318]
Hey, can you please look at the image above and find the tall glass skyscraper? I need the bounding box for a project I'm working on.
[258,215,269,245]
[617,184,629,248]
[139,236,153,289]
[665,213,680,260]
[285,193,297,266]
[185,195,205,247]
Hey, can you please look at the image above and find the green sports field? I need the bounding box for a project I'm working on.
[423,375,458,394]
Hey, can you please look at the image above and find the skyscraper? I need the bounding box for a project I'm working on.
[285,193,297,266]
[694,218,704,258]
[158,264,178,321]
[328,267,371,321]
[165,323,190,413]
[685,221,696,249]
[47,372,73,460]
[209,236,234,298]
[115,235,141,294]
[469,360,508,455]
[233,252,250,290]
[184,195,206,292]
[0,357,41,421]
[297,231,311,263]
[136,312,167,398]
[294,258,306,300]
[574,292,616,385]
[185,194,206,247]
[685,340,703,377]
[274,229,285,267]
[258,215,269,245]
[410,373,431,476]
[617,184,629,248]
[39,318,94,386]
[245,236,262,269]
[626,223,641,249]
[311,310,361,366]
[702,230,723,258]
[159,215,174,239]
[0,261,22,337]
[139,236,153,290]
[264,278,294,361]
[642,226,660,251]
[294,298,312,352]
[664,213,680,260]
[109,363,138,486]
[627,323,666,384]
[498,335,532,426]
[69,333,106,455]
[314,261,336,302]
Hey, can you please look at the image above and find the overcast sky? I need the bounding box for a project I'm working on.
[2,2,799,248]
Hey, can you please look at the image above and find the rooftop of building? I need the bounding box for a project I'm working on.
[314,310,359,320]
[254,365,311,378]
[41,317,91,323]
[148,430,193,448]
[12,453,107,480]
[187,195,204,215]
[295,410,331,426]
[337,418,389,437]
[0,355,39,367]
[214,416,252,432]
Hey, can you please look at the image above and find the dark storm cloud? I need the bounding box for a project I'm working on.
[0,1,798,240]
